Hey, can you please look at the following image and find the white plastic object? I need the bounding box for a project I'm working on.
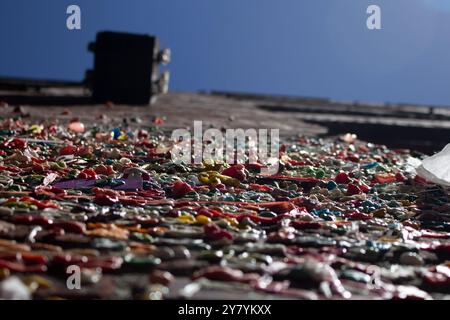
[0,277,31,300]
[416,143,450,186]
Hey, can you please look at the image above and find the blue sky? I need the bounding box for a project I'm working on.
[1,0,450,106]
